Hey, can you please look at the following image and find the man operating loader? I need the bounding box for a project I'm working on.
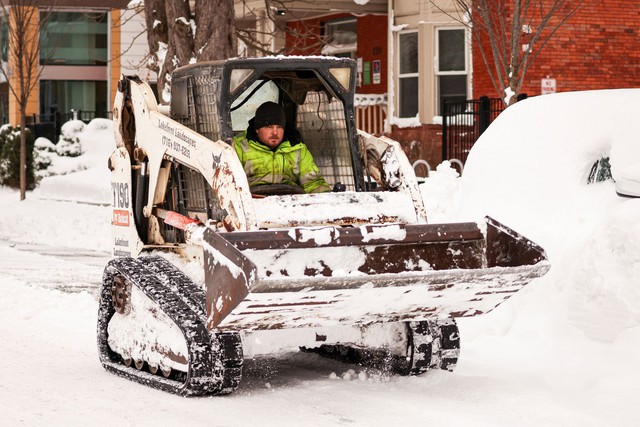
[234,101,331,194]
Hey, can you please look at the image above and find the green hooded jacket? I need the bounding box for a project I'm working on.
[234,130,331,194]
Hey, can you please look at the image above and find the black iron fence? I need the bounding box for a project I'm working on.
[442,94,527,167]
[25,109,111,142]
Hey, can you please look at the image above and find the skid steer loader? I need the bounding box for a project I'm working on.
[97,56,550,396]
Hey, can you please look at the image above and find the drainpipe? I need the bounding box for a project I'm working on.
[385,0,395,134]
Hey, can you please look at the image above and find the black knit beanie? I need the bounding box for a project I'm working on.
[254,101,286,129]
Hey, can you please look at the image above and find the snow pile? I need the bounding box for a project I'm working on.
[387,113,421,128]
[0,118,114,251]
[456,89,640,342]
[419,160,461,223]
[254,191,419,227]
[0,186,112,252]
[34,118,114,205]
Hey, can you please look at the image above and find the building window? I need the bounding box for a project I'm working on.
[40,11,108,66]
[40,80,108,118]
[322,17,357,58]
[436,28,468,114]
[398,31,418,118]
[0,16,7,63]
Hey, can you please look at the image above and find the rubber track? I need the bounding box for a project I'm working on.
[97,256,242,396]
[140,256,243,392]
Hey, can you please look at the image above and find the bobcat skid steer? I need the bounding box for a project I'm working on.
[98,57,550,396]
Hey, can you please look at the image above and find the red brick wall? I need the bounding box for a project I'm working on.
[473,0,640,98]
[386,125,443,169]
[356,15,387,95]
[285,14,387,95]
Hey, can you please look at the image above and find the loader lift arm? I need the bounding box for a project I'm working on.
[112,75,258,241]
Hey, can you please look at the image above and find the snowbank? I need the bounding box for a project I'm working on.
[456,89,640,341]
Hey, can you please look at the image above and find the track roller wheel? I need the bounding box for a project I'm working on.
[123,358,132,367]
[161,367,171,378]
[406,318,460,375]
[134,359,144,370]
[149,365,158,375]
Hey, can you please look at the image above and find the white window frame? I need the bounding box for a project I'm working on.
[435,27,469,114]
[397,29,419,118]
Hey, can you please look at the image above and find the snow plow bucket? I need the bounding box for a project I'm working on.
[203,216,550,331]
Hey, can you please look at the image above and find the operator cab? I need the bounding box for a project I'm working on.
[170,57,370,193]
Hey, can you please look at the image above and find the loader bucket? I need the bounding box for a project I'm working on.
[202,217,550,331]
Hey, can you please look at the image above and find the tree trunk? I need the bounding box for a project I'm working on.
[145,0,237,104]
[195,0,236,60]
[20,111,26,201]
[143,0,167,76]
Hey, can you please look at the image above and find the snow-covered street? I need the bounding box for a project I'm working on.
[0,238,634,426]
[0,233,635,426]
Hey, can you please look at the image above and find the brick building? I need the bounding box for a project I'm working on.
[472,0,640,98]
[284,12,389,135]
[263,1,466,169]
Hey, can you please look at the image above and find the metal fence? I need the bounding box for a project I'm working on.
[441,96,507,167]
[25,109,111,142]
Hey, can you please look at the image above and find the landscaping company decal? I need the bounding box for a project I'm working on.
[158,117,197,159]
[113,236,131,257]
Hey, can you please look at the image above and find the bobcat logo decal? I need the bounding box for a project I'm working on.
[211,152,222,169]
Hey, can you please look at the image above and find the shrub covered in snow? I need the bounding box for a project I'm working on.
[32,119,112,179]
[56,120,86,157]
[33,138,57,178]
[85,118,111,132]
[0,125,36,189]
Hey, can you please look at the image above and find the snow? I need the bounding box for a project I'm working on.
[388,113,421,128]
[127,0,143,9]
[0,89,639,426]
[354,93,387,107]
[254,191,419,227]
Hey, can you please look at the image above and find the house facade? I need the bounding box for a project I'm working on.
[384,1,470,168]
[240,1,468,168]
[243,0,640,168]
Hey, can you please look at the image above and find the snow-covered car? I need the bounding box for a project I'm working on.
[457,88,640,344]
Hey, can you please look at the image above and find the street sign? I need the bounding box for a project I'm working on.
[541,77,556,95]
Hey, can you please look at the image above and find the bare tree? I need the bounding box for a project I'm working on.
[446,0,583,105]
[143,0,333,103]
[0,0,55,200]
